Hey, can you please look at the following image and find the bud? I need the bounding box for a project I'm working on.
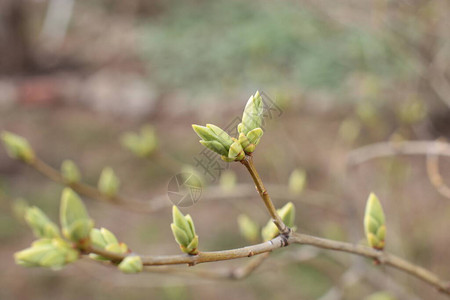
[243,144,256,154]
[262,202,295,241]
[171,206,198,254]
[14,238,79,269]
[237,214,259,243]
[238,133,250,149]
[206,124,233,148]
[192,125,220,142]
[192,124,235,159]
[288,169,307,195]
[25,206,60,239]
[118,255,143,274]
[121,125,158,158]
[11,198,29,223]
[221,155,235,162]
[89,227,128,254]
[1,131,35,163]
[246,128,263,145]
[61,160,81,184]
[240,91,263,135]
[98,167,120,197]
[60,188,94,245]
[220,170,236,192]
[200,140,228,156]
[139,125,158,156]
[364,193,386,250]
[120,132,141,156]
[228,140,245,161]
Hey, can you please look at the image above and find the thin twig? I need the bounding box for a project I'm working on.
[28,157,155,213]
[142,252,270,280]
[347,140,450,167]
[426,142,450,199]
[240,155,289,234]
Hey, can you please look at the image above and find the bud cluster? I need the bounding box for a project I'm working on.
[192,91,264,162]
[98,167,120,197]
[170,206,199,255]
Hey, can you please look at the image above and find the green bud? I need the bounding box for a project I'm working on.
[25,206,60,239]
[219,170,236,192]
[288,169,307,195]
[172,206,193,240]
[90,227,127,257]
[14,238,79,269]
[121,132,141,155]
[60,188,94,245]
[61,160,81,184]
[118,256,143,274]
[238,133,250,149]
[192,125,218,142]
[105,243,124,253]
[237,214,259,243]
[246,128,263,145]
[364,193,386,250]
[121,125,158,158]
[90,228,107,248]
[240,91,263,135]
[171,223,189,246]
[139,125,158,156]
[193,124,235,158]
[184,214,196,239]
[1,131,35,163]
[200,140,228,156]
[11,198,29,223]
[228,140,244,161]
[262,202,295,241]
[206,124,233,147]
[171,206,198,254]
[98,167,120,197]
[183,235,199,254]
[243,144,256,153]
[221,155,235,162]
[237,123,245,134]
[100,227,118,245]
[278,202,295,228]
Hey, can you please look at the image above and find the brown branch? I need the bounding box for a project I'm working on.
[347,140,450,167]
[240,155,289,234]
[86,232,450,295]
[28,157,156,213]
[426,142,450,199]
[289,233,450,295]
[142,252,270,280]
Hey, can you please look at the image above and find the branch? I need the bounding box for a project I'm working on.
[141,253,270,280]
[289,233,450,295]
[347,140,450,167]
[86,232,450,295]
[426,143,450,199]
[28,157,156,213]
[240,155,289,234]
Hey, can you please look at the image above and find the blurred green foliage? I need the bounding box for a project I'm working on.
[140,0,417,97]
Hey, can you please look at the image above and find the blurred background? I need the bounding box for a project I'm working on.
[1,0,450,299]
